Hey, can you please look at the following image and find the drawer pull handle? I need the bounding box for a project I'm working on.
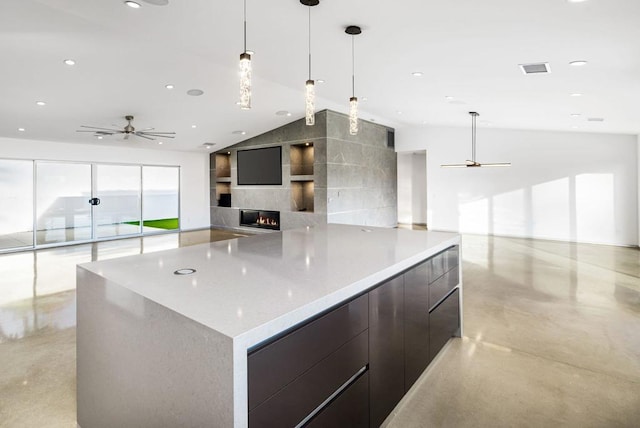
[294,364,368,428]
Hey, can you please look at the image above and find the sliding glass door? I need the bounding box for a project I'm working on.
[94,165,142,239]
[0,159,34,250]
[0,160,180,252]
[142,166,180,233]
[36,162,92,246]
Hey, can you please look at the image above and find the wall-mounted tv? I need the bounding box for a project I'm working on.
[237,146,282,185]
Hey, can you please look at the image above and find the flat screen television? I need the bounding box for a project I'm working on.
[237,146,282,185]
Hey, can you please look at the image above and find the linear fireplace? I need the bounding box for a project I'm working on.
[240,209,280,231]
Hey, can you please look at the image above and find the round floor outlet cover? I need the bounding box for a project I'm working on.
[174,268,196,275]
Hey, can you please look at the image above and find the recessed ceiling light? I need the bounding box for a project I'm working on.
[18,127,25,132]
[124,1,141,8]
[316,79,325,84]
[275,110,291,117]
[165,84,174,89]
[191,124,197,128]
[158,141,163,145]
[411,71,423,77]
[570,93,583,97]
[186,89,204,96]
[63,59,76,66]
[235,101,241,106]
[570,113,581,117]
[396,111,403,115]
[569,60,588,66]
[232,130,246,135]
[567,0,588,3]
[36,101,46,106]
[97,136,103,139]
[445,96,455,101]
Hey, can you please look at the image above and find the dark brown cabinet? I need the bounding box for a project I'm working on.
[404,259,431,390]
[247,246,460,428]
[306,372,369,428]
[429,288,460,361]
[369,275,404,427]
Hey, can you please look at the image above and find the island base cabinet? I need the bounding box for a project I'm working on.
[429,288,460,361]
[369,276,404,428]
[306,372,369,428]
[403,260,431,391]
[248,331,368,428]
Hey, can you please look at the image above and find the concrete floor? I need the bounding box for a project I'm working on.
[0,230,639,427]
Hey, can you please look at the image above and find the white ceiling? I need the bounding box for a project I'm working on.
[1,0,639,152]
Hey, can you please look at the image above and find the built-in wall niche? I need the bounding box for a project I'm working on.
[215,152,231,178]
[291,180,314,213]
[290,143,314,176]
[215,152,232,207]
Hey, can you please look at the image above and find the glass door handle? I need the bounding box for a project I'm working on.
[89,197,101,206]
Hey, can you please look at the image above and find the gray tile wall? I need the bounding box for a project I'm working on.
[210,110,396,230]
[325,110,397,227]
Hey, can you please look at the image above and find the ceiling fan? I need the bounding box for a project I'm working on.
[77,115,176,141]
[441,112,511,168]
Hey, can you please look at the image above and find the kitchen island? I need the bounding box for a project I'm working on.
[77,224,462,428]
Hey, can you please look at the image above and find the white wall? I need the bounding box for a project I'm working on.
[396,126,638,246]
[0,137,210,230]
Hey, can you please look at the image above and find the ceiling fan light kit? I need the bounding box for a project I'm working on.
[441,112,511,168]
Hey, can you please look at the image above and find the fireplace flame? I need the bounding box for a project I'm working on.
[257,215,278,226]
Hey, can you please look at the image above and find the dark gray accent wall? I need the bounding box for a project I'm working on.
[210,110,397,231]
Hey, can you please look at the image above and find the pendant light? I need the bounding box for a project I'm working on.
[239,0,251,109]
[441,112,511,168]
[301,0,319,126]
[345,26,361,135]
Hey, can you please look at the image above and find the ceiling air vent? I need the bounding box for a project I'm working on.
[519,62,551,75]
[587,117,604,122]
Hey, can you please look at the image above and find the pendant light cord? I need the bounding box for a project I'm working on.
[243,0,247,53]
[308,6,312,81]
[471,113,477,162]
[351,35,355,97]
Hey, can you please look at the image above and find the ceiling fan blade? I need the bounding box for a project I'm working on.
[440,163,470,168]
[140,133,175,138]
[140,127,155,131]
[479,162,511,167]
[133,133,155,140]
[139,131,176,135]
[79,125,121,132]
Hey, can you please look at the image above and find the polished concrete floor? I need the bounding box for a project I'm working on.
[1,230,639,427]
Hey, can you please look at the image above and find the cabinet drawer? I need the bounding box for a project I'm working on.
[249,331,369,428]
[429,289,460,361]
[428,268,459,311]
[429,246,459,284]
[248,294,368,410]
[306,371,369,428]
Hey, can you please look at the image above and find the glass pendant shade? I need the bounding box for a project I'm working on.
[305,79,315,126]
[349,96,358,135]
[239,52,251,110]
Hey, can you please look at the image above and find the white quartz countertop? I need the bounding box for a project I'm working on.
[79,224,460,348]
